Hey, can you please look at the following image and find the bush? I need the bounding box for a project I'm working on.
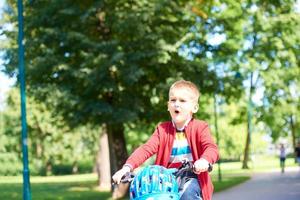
[0,153,22,176]
[0,153,94,176]
[52,164,73,175]
[77,160,93,174]
[52,160,94,175]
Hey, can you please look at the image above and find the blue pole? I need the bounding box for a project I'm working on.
[17,0,32,199]
[213,93,222,181]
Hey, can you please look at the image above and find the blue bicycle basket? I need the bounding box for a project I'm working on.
[129,165,179,200]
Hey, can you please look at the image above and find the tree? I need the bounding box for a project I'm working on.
[1,87,99,175]
[191,0,299,169]
[2,0,223,191]
[259,68,299,148]
[240,0,300,167]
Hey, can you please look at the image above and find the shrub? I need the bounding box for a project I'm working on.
[0,153,22,175]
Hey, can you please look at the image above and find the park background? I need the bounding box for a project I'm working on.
[0,0,299,199]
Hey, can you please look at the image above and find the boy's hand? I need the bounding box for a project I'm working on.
[112,166,131,184]
[193,158,209,174]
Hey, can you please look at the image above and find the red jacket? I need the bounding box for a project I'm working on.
[125,118,219,200]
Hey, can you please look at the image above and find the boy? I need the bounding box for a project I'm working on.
[112,80,219,200]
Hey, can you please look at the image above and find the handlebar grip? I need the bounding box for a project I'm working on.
[208,163,213,172]
[112,172,135,187]
[120,172,135,183]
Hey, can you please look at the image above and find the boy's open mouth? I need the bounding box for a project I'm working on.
[175,110,180,114]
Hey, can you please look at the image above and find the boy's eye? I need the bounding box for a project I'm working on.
[180,99,186,103]
[170,99,176,102]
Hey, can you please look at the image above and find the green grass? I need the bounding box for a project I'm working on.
[0,174,112,200]
[214,176,250,192]
[0,156,297,200]
[211,161,252,193]
[0,182,111,200]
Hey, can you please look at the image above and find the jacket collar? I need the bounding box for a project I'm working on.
[171,117,193,132]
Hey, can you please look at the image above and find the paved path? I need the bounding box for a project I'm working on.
[213,167,300,200]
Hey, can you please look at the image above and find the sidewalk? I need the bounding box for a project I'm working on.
[213,167,300,200]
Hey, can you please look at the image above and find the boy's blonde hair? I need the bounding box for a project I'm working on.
[169,80,200,102]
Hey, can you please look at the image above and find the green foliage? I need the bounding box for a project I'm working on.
[1,0,241,170]
[124,122,156,154]
[0,0,232,129]
[244,1,300,142]
[0,153,22,175]
[0,88,98,175]
[201,97,268,160]
[51,161,94,176]
[1,0,299,166]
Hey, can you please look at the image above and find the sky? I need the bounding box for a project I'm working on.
[0,0,14,110]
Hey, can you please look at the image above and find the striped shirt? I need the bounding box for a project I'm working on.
[168,130,193,168]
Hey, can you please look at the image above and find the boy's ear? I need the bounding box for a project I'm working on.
[192,104,199,113]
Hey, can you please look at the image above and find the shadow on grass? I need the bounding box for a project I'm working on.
[214,176,250,193]
[0,181,112,200]
[0,176,250,199]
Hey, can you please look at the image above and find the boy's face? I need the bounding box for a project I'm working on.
[168,87,198,129]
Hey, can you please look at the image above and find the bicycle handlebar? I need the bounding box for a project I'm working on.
[114,160,213,185]
[174,160,213,177]
[120,172,135,183]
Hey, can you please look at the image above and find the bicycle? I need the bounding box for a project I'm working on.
[113,160,213,200]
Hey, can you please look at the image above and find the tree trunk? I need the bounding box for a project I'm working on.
[242,72,253,169]
[36,140,43,158]
[107,123,129,199]
[46,159,52,176]
[242,126,251,169]
[290,115,297,163]
[72,161,78,174]
[96,125,111,190]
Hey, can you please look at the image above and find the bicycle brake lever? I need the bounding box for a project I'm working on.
[208,163,213,172]
[120,172,135,183]
[191,163,213,173]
